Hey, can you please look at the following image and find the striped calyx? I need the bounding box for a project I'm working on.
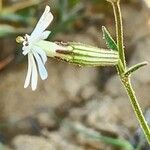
[55,42,119,67]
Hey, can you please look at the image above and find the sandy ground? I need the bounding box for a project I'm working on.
[0,1,150,150]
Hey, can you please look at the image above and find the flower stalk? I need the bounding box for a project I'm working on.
[108,0,150,144]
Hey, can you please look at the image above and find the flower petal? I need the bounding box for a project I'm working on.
[30,54,38,91]
[34,46,47,64]
[23,49,30,55]
[40,30,51,40]
[22,45,30,55]
[31,5,53,39]
[33,51,48,80]
[24,54,32,88]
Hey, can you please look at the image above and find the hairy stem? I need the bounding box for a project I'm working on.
[110,0,150,144]
[112,1,126,69]
[122,77,150,143]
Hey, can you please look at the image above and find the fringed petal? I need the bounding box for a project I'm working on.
[24,53,32,88]
[34,46,47,64]
[30,54,38,91]
[33,51,48,80]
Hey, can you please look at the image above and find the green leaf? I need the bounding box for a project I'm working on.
[102,26,118,51]
[124,61,148,76]
[67,122,134,150]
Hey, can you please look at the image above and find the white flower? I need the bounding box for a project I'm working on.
[17,5,53,91]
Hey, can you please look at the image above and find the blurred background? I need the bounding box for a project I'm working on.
[0,0,150,149]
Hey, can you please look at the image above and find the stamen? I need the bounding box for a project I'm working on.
[16,36,25,44]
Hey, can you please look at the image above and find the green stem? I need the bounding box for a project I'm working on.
[112,1,126,69]
[121,77,150,144]
[110,0,150,144]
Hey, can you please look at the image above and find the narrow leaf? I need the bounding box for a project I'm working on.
[124,61,148,76]
[102,26,118,51]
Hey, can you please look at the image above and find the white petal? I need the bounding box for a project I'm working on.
[34,46,47,64]
[30,54,38,91]
[33,51,48,80]
[31,5,53,39]
[22,47,30,55]
[24,54,32,88]
[40,30,51,40]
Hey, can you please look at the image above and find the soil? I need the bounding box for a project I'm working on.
[0,1,150,150]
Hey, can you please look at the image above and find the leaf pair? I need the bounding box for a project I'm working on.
[102,26,148,76]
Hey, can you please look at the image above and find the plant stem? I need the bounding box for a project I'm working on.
[110,0,150,144]
[121,77,150,144]
[112,1,126,69]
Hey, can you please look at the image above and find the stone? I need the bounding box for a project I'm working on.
[12,135,53,150]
